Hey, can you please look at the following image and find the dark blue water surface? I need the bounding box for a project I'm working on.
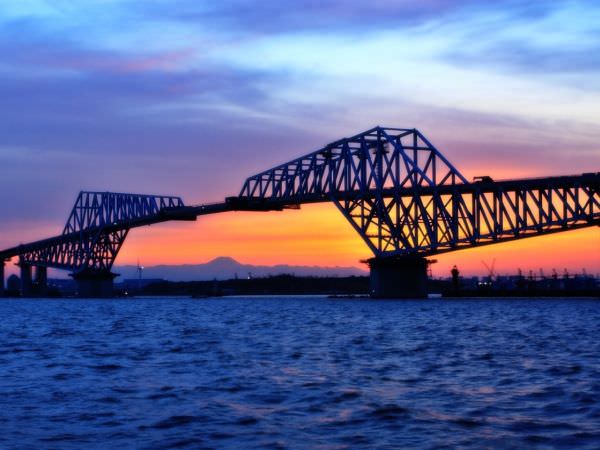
[1,296,600,449]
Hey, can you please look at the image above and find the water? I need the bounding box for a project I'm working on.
[1,296,599,449]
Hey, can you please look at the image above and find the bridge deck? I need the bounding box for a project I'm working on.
[1,172,598,263]
[0,202,223,261]
[232,172,600,207]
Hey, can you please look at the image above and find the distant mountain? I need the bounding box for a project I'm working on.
[114,256,367,281]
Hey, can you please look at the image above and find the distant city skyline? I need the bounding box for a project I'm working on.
[1,1,599,277]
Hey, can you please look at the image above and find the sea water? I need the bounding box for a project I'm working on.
[1,296,599,449]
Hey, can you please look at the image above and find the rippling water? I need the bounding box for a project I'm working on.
[1,296,599,449]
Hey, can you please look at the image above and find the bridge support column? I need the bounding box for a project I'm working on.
[20,261,33,297]
[72,270,116,298]
[34,266,48,297]
[367,256,430,298]
[0,261,4,297]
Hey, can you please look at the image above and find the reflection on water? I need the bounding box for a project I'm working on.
[0,296,599,448]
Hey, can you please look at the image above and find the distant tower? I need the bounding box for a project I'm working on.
[451,265,460,291]
[516,268,526,290]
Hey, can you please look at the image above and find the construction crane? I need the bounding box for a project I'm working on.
[481,258,497,284]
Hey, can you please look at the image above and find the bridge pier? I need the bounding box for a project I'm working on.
[17,261,49,297]
[0,261,4,297]
[72,270,116,298]
[367,256,430,298]
[19,261,33,297]
[34,266,48,297]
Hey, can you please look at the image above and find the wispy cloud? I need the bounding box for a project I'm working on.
[0,0,598,238]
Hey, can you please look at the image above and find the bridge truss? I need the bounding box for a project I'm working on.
[1,126,598,282]
[239,127,600,257]
[3,192,188,273]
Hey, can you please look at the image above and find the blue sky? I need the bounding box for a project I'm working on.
[1,0,599,247]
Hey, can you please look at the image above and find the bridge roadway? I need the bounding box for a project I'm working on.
[1,126,599,298]
[3,172,596,262]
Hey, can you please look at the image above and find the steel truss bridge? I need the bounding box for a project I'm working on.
[1,127,598,297]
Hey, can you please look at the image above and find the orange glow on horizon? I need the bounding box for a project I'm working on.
[118,203,366,267]
[116,203,600,277]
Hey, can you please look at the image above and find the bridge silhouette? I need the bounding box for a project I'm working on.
[1,127,599,297]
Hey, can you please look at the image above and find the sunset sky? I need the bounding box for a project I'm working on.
[1,0,599,278]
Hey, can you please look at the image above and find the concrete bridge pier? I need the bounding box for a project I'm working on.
[367,256,430,298]
[34,266,48,297]
[0,261,4,297]
[19,261,33,297]
[72,270,116,298]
